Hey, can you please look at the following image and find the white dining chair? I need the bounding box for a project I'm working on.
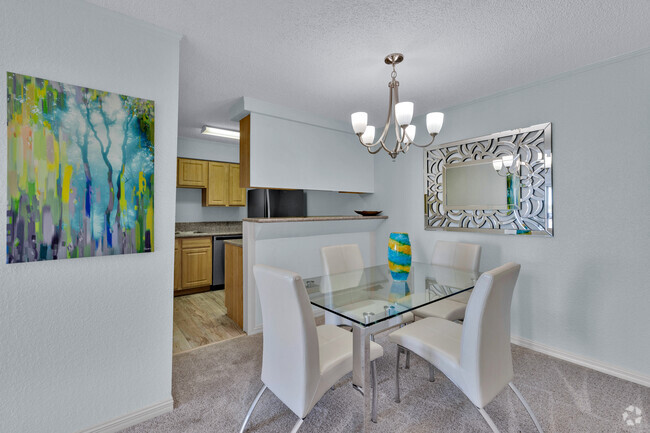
[389,262,543,433]
[240,265,384,432]
[320,244,415,329]
[413,240,481,322]
[320,244,365,326]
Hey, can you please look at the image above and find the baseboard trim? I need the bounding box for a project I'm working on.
[511,335,650,388]
[76,398,174,433]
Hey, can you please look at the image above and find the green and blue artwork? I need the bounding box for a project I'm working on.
[6,72,155,263]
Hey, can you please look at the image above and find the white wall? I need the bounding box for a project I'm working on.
[367,49,650,380]
[175,136,247,222]
[305,190,374,216]
[176,136,372,221]
[0,1,180,431]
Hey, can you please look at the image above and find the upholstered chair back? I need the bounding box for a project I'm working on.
[321,244,364,275]
[253,264,320,418]
[431,241,481,272]
[460,262,521,408]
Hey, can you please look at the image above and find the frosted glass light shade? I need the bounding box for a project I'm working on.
[492,158,503,171]
[395,102,414,126]
[361,125,375,145]
[426,112,444,134]
[351,112,368,134]
[405,125,416,143]
[502,154,514,167]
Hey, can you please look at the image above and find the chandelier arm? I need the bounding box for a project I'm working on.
[392,84,404,155]
[373,80,395,146]
[356,134,394,155]
[357,138,379,149]
[367,145,383,154]
[409,133,439,148]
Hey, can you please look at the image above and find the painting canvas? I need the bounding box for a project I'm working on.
[6,72,155,263]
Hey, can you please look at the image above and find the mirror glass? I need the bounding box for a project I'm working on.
[424,122,553,236]
[443,159,519,210]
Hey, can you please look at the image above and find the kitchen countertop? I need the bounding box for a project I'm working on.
[224,239,243,247]
[175,221,242,238]
[242,215,388,223]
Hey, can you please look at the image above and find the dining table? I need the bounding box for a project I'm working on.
[306,261,480,431]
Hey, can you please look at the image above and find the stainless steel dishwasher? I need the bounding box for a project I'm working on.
[212,234,242,289]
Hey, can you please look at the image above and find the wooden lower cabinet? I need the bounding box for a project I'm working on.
[175,236,213,296]
[224,243,243,328]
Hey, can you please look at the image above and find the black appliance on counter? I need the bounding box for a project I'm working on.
[247,189,307,218]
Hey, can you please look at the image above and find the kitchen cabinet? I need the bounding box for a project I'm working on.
[228,164,246,206]
[177,158,208,188]
[224,242,243,328]
[175,236,213,296]
[202,161,229,206]
[202,161,246,207]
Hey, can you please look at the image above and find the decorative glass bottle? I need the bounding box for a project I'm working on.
[388,232,411,281]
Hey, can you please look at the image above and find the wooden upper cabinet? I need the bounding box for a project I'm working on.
[177,158,208,188]
[228,164,246,206]
[239,115,251,188]
[202,161,229,206]
[177,157,245,206]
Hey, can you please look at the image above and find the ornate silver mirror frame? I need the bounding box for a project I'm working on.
[424,122,553,236]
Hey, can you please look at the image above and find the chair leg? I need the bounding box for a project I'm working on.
[239,384,267,433]
[477,407,500,433]
[405,349,410,369]
[509,382,544,433]
[371,360,378,423]
[428,364,435,382]
[290,417,304,433]
[395,345,401,403]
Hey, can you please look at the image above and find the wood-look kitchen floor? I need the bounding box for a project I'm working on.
[173,290,246,354]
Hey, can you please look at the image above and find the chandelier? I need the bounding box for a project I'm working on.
[351,53,444,159]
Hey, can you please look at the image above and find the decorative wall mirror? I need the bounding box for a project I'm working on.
[424,122,553,236]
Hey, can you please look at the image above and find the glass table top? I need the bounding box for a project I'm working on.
[306,262,480,327]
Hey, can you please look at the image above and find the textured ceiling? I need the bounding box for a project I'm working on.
[88,0,650,141]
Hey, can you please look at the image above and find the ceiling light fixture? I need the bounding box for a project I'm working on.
[351,53,444,159]
[201,125,240,140]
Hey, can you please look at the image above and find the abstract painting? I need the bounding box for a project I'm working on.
[6,72,155,263]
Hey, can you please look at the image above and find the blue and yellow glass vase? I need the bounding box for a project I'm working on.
[388,232,411,281]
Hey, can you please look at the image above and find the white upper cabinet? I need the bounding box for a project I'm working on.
[232,97,374,193]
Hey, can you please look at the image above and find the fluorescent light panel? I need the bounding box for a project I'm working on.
[201,125,240,140]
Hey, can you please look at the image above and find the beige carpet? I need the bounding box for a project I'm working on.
[123,333,649,432]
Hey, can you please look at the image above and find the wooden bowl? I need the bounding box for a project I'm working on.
[354,210,383,216]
